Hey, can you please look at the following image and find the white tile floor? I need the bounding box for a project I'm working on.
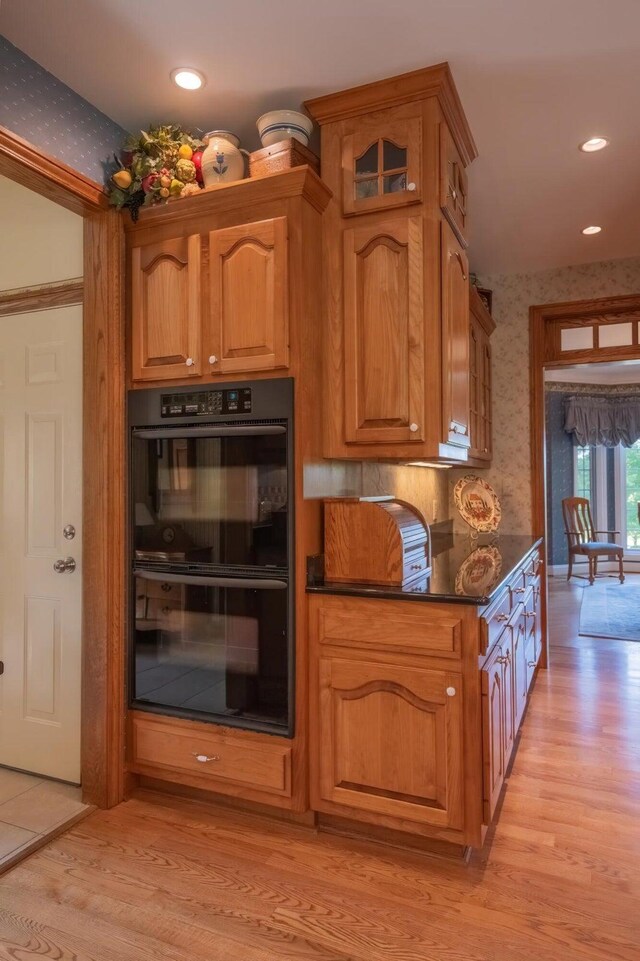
[0,767,89,870]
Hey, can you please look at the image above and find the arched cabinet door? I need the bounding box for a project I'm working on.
[209,217,289,375]
[315,656,464,829]
[131,235,202,382]
[343,216,425,445]
[341,113,422,216]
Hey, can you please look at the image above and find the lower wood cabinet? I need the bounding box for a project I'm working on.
[315,655,463,829]
[127,710,294,807]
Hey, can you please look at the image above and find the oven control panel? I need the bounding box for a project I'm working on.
[161,388,252,417]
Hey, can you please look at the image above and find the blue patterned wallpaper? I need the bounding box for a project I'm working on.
[545,389,574,565]
[0,35,128,184]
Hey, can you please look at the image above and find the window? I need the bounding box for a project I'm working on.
[623,440,640,550]
[574,446,594,502]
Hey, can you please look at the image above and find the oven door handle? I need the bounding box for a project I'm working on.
[133,425,286,439]
[135,569,288,590]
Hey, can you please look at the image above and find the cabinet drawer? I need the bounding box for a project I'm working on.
[524,551,542,588]
[525,632,539,692]
[403,546,430,581]
[129,714,292,797]
[481,588,512,654]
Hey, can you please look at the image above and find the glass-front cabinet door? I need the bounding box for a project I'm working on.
[342,112,422,215]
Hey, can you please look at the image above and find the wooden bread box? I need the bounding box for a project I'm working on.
[249,138,320,178]
[324,497,432,587]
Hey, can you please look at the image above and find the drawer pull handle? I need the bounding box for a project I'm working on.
[496,613,509,622]
[446,686,456,697]
[513,587,526,595]
[161,606,171,615]
[527,661,536,668]
[411,563,422,571]
[193,753,220,763]
[497,655,508,665]
[161,583,172,593]
[525,611,536,618]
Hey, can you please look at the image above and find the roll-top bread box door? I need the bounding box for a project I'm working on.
[324,497,431,587]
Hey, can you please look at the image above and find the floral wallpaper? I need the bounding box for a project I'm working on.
[451,256,640,535]
[0,35,127,184]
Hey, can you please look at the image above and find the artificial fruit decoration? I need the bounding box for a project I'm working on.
[107,123,205,219]
[191,150,204,184]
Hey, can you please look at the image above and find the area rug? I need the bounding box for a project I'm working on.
[579,583,640,641]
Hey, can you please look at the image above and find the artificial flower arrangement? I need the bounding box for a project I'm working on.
[109,124,205,219]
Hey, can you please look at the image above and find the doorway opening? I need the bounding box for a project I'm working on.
[0,175,90,870]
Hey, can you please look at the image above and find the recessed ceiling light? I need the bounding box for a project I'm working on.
[579,137,609,152]
[582,225,602,235]
[171,68,205,91]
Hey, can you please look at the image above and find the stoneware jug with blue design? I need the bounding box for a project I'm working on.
[201,131,248,187]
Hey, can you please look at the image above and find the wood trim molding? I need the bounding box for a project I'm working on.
[0,129,126,810]
[305,62,477,164]
[0,278,83,317]
[81,210,126,808]
[0,125,108,215]
[530,292,640,671]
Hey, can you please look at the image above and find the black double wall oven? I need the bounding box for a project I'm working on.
[128,378,294,736]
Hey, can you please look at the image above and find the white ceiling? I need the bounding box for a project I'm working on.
[546,361,640,384]
[2,0,640,275]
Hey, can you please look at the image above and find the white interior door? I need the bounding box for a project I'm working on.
[0,304,82,782]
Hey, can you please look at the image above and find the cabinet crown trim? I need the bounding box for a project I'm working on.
[304,62,477,165]
[125,166,332,234]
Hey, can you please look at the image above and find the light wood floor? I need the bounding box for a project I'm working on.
[1,579,639,960]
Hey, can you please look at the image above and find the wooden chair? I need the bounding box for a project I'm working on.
[562,497,624,585]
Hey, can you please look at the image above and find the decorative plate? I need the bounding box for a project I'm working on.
[455,545,503,597]
[453,474,502,532]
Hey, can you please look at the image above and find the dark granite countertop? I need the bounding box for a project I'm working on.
[306,534,543,607]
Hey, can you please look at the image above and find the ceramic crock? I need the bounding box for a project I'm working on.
[201,131,248,187]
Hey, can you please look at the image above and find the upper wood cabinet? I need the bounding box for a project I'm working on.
[468,286,496,463]
[441,221,471,450]
[306,63,478,462]
[209,217,289,375]
[131,235,202,382]
[439,123,469,246]
[343,215,425,444]
[341,110,422,216]
[126,167,330,387]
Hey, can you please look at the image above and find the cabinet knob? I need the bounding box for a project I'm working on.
[446,686,456,697]
[407,182,417,192]
[451,188,457,201]
[209,355,218,365]
[185,357,195,367]
[409,422,419,433]
[192,753,220,763]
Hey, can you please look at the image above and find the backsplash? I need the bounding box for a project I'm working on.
[0,34,128,184]
[451,256,640,534]
[303,460,449,527]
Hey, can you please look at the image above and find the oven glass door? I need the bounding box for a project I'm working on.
[131,424,288,570]
[132,570,290,733]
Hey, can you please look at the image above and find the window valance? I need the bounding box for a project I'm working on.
[564,392,640,447]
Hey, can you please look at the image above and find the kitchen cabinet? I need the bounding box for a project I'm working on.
[308,541,543,851]
[316,655,463,829]
[442,221,471,450]
[127,167,329,387]
[209,216,289,375]
[306,63,478,462]
[439,123,469,246]
[343,215,425,444]
[131,234,202,382]
[468,286,495,463]
[341,109,423,215]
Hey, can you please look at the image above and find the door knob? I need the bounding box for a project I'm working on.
[63,524,76,540]
[53,557,76,574]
